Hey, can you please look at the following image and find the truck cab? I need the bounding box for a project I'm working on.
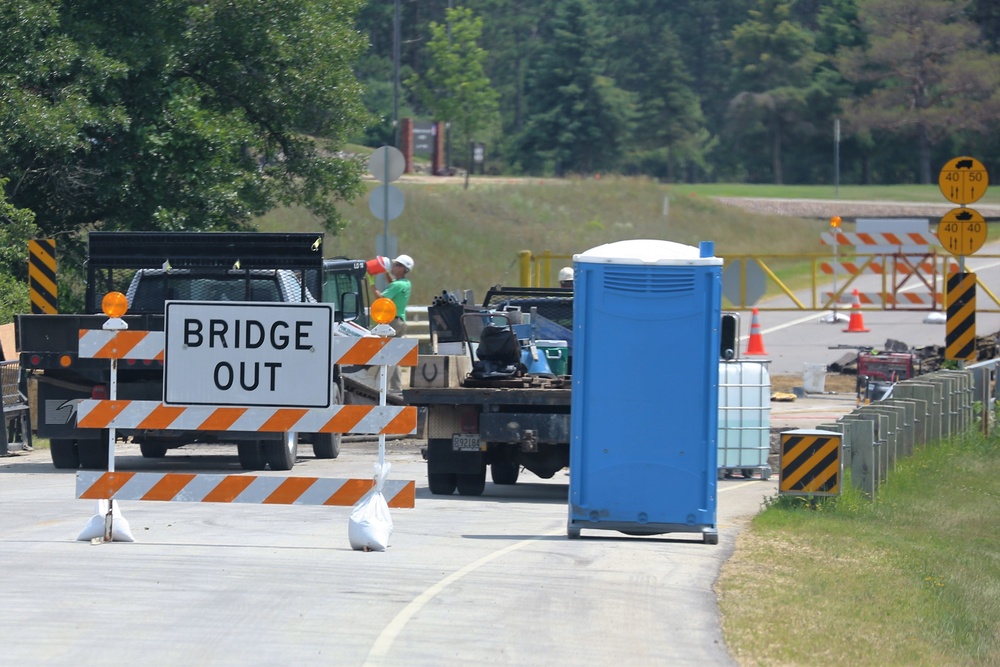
[18,232,370,471]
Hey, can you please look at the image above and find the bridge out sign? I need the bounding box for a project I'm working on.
[164,302,334,408]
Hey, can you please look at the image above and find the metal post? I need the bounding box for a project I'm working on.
[393,0,401,148]
[834,118,841,199]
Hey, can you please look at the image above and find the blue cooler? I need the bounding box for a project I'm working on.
[568,239,722,543]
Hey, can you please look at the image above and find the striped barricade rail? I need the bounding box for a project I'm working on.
[819,258,958,277]
[78,329,419,366]
[823,291,943,307]
[77,471,415,508]
[76,400,416,434]
[820,231,938,248]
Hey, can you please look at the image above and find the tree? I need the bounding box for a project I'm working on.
[407,6,499,188]
[517,0,633,175]
[0,177,38,322]
[0,0,370,238]
[725,0,825,184]
[601,5,708,181]
[837,0,1000,183]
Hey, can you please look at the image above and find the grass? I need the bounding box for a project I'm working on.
[255,176,840,305]
[717,432,1000,666]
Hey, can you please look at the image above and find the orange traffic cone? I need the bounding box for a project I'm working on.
[745,308,768,356]
[843,289,870,333]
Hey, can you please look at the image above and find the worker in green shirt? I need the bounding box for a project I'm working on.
[374,254,414,392]
[375,254,414,334]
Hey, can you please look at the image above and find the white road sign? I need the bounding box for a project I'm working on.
[164,302,334,408]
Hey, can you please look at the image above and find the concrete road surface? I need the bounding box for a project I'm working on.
[0,435,819,667]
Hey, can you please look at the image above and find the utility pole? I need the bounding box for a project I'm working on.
[393,0,401,148]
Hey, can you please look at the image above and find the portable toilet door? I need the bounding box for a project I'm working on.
[567,239,722,543]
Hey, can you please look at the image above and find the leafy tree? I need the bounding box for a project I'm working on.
[407,6,500,188]
[725,0,825,184]
[837,0,1000,183]
[517,0,633,175]
[0,177,38,322]
[601,4,709,181]
[0,0,371,238]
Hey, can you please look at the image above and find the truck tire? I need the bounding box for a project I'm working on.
[237,441,267,470]
[77,438,110,470]
[139,443,169,458]
[311,433,341,459]
[50,439,80,469]
[456,465,487,496]
[264,432,298,471]
[428,472,457,495]
[491,461,520,485]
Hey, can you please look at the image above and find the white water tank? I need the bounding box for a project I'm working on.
[718,361,771,469]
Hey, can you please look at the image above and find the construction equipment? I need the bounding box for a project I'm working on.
[405,286,573,496]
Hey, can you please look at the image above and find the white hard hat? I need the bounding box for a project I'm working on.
[558,267,574,282]
[393,254,414,272]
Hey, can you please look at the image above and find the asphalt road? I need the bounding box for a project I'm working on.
[737,241,1000,376]
[0,439,780,667]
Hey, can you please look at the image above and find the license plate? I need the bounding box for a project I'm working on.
[452,433,481,452]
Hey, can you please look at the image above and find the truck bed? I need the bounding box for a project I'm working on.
[403,385,571,407]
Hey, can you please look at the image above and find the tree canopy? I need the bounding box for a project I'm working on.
[0,0,371,237]
[370,0,1000,184]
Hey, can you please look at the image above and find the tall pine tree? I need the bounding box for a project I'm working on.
[516,0,631,175]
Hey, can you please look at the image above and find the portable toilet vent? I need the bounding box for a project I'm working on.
[567,239,723,543]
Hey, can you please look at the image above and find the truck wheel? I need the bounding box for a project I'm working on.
[428,472,457,495]
[50,439,80,469]
[264,432,298,471]
[77,438,110,470]
[456,465,487,496]
[491,461,520,485]
[311,433,341,459]
[140,443,169,458]
[237,441,267,470]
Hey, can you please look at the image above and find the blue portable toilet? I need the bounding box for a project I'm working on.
[567,239,722,543]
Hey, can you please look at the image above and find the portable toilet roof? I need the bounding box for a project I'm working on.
[574,239,723,267]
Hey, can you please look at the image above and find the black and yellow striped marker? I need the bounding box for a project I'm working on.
[779,430,841,496]
[28,238,57,314]
[945,272,976,362]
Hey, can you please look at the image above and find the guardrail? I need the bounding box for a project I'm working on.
[405,306,430,346]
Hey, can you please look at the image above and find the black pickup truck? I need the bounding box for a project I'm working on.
[17,232,369,471]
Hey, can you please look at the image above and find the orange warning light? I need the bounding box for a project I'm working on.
[830,216,842,228]
[370,297,397,325]
[102,291,128,318]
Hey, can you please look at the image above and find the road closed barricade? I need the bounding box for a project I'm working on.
[74,294,418,544]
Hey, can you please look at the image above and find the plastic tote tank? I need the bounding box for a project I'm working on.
[568,239,723,543]
[718,360,772,479]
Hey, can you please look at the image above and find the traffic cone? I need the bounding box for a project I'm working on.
[843,289,870,333]
[745,308,768,356]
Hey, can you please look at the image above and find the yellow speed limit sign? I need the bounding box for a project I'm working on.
[938,156,989,205]
[938,207,987,256]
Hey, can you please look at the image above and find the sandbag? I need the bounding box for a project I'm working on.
[348,462,393,551]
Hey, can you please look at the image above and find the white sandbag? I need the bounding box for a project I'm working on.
[349,462,393,551]
[77,499,135,542]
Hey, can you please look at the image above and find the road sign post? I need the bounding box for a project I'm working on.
[369,146,406,291]
[937,156,989,365]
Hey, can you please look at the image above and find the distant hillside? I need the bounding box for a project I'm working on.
[254,177,842,306]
